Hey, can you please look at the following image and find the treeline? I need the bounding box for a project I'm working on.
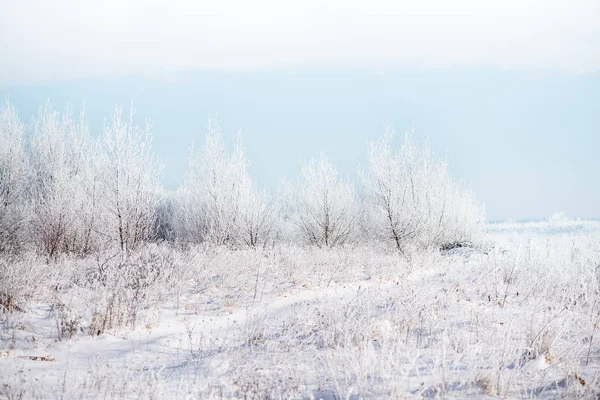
[0,98,485,257]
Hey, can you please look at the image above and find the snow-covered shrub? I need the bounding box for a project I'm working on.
[53,299,82,340]
[83,244,189,333]
[0,253,44,312]
[32,244,192,335]
[362,126,485,252]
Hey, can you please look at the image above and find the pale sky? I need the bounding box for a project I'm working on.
[1,0,600,84]
[1,1,599,221]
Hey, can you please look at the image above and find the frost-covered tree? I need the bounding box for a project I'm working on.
[237,177,276,248]
[288,155,359,248]
[176,119,274,247]
[0,98,29,253]
[98,105,163,254]
[176,119,240,246]
[362,126,484,251]
[29,103,102,257]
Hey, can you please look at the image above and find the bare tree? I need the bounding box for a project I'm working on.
[237,178,277,248]
[288,155,359,248]
[362,125,484,251]
[99,105,163,255]
[176,119,275,247]
[0,97,29,253]
[176,119,239,246]
[29,102,102,257]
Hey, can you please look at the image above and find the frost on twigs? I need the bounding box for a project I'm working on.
[0,253,43,312]
[7,100,599,398]
[174,118,276,248]
[362,126,485,253]
[284,155,360,248]
[0,97,29,254]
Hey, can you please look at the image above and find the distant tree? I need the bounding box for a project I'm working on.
[237,176,277,248]
[29,103,102,257]
[176,119,240,246]
[98,105,163,255]
[154,194,178,243]
[288,155,359,248]
[362,126,484,251]
[0,98,29,253]
[176,119,275,247]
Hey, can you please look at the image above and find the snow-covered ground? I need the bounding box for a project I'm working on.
[1,221,600,399]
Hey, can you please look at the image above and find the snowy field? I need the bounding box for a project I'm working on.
[1,219,599,399]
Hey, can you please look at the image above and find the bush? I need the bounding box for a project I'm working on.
[0,253,44,312]
[80,244,190,333]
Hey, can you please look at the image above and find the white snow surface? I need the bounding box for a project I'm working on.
[1,221,600,399]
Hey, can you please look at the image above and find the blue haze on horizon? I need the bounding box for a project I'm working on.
[2,67,599,222]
